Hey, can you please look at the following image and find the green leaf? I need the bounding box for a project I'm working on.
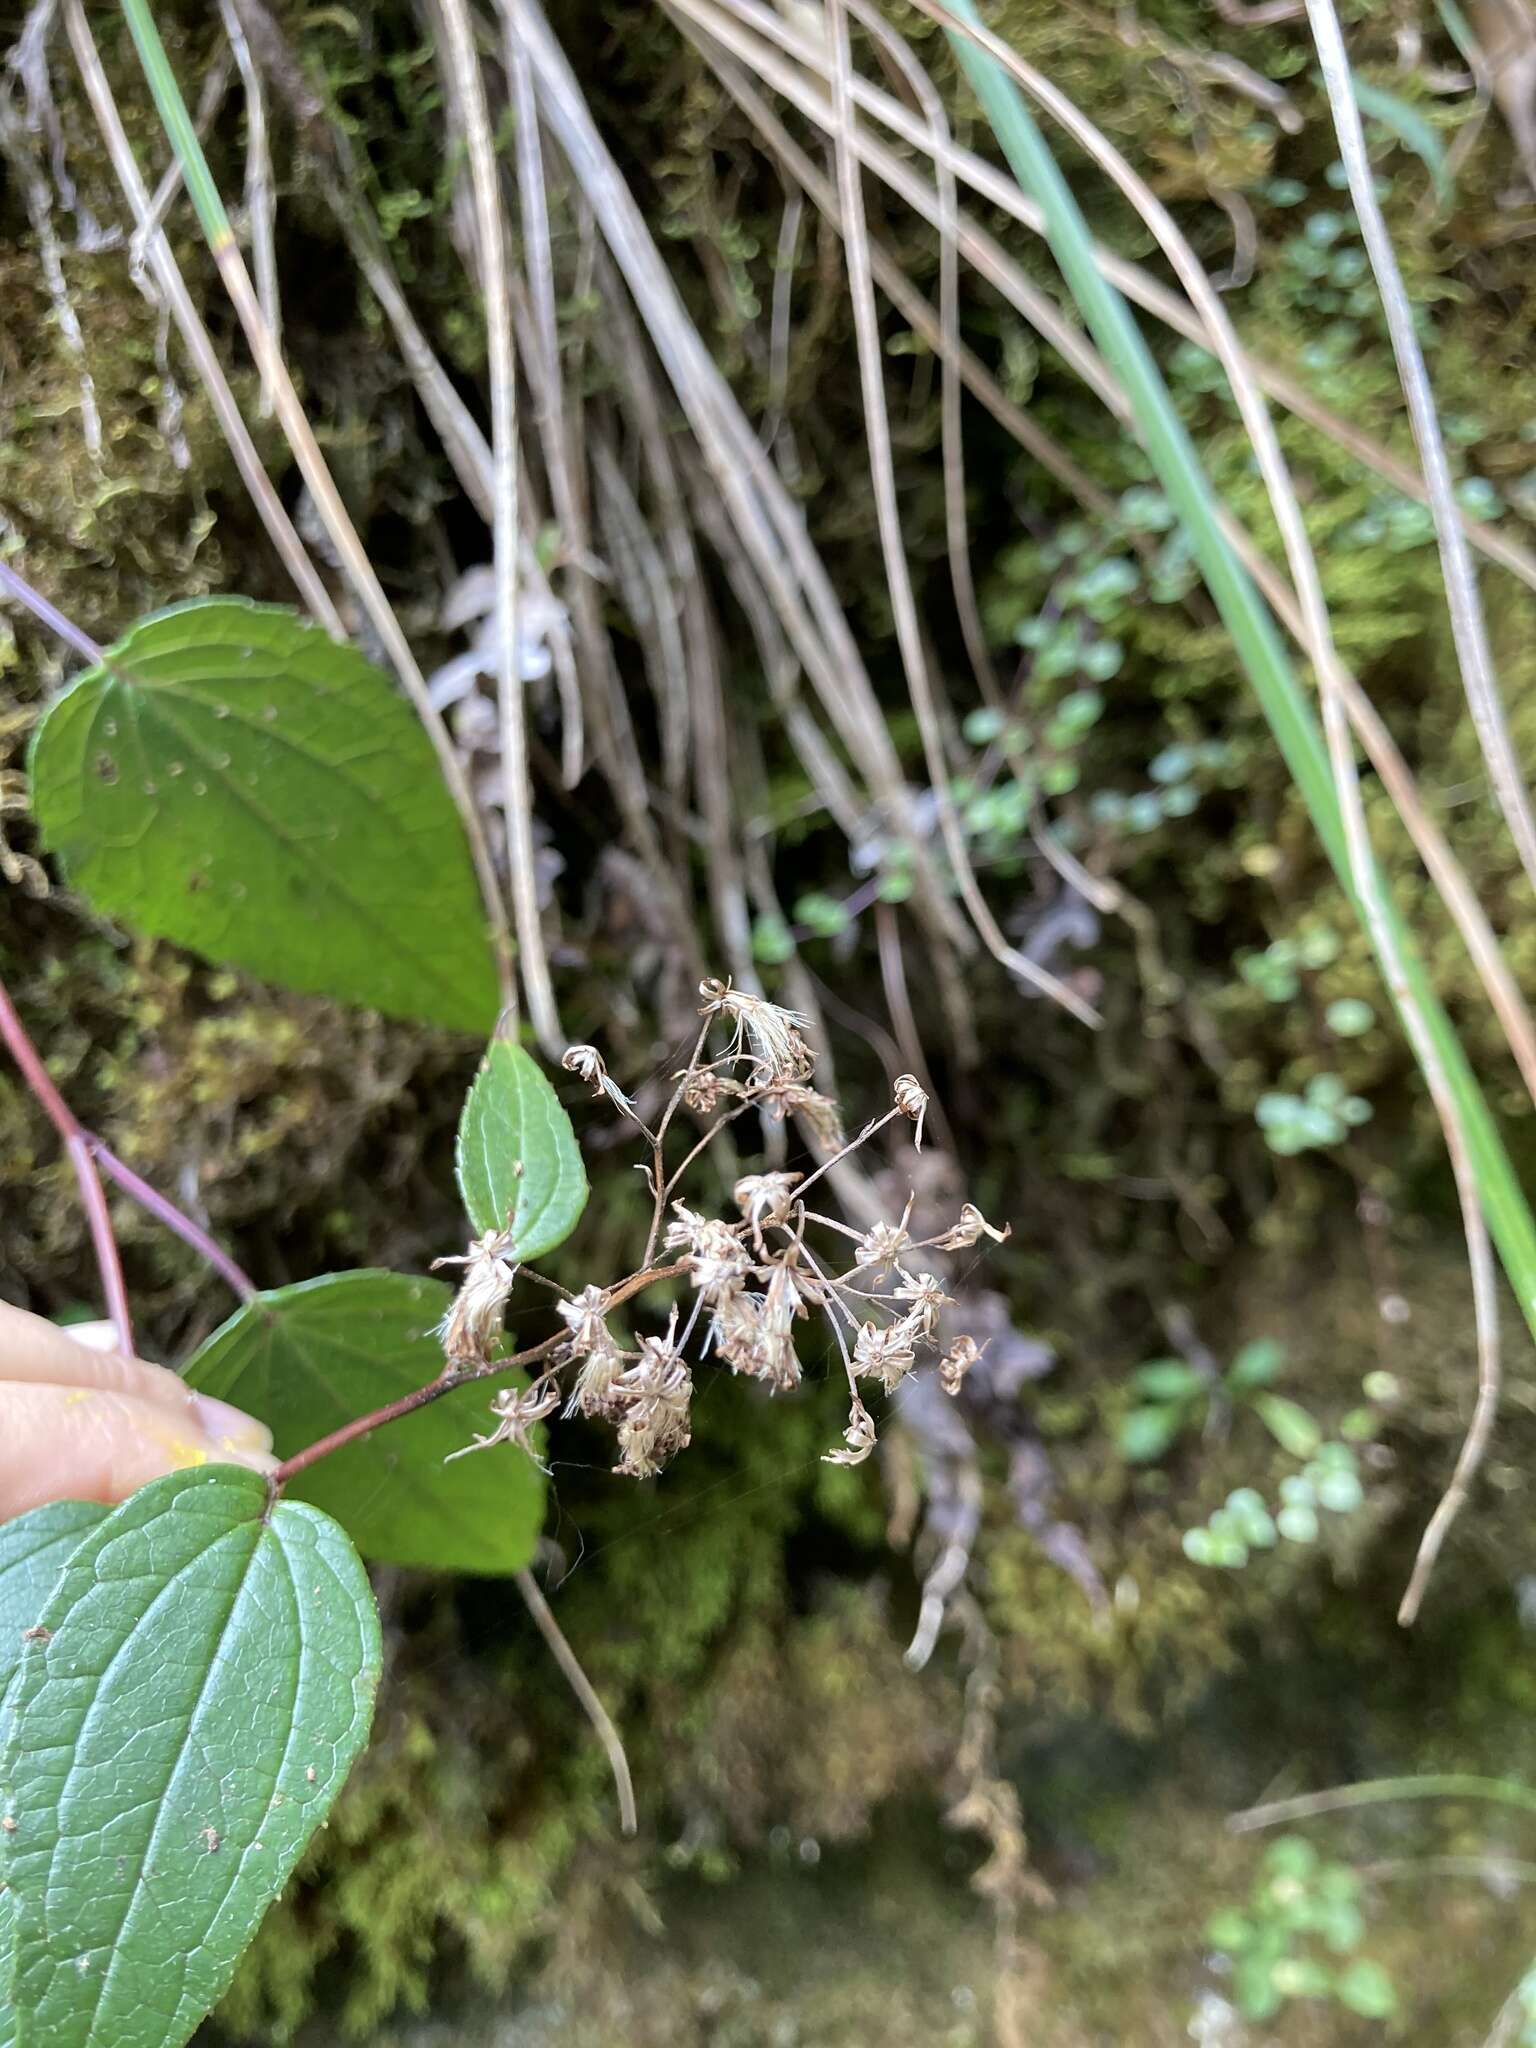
[1253,1393,1323,1459]
[1131,1359,1205,1401]
[1336,1956,1398,2019]
[1118,1403,1188,1462]
[0,1506,110,2040]
[28,598,498,1033]
[455,1039,588,1255]
[0,1465,378,2048]
[1352,77,1452,207]
[0,1503,108,1706]
[183,1270,544,1574]
[1226,1338,1286,1391]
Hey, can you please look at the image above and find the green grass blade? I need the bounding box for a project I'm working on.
[940,0,1536,1344]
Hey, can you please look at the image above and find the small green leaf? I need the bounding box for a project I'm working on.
[1253,1393,1323,1459]
[1132,1359,1205,1401]
[1336,1956,1398,2018]
[28,598,499,1033]
[0,1466,378,2048]
[1352,76,1452,206]
[183,1271,545,1574]
[1227,1338,1286,1391]
[1119,1403,1188,1462]
[456,1039,588,1255]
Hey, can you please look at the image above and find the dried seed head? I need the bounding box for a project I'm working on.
[893,1074,929,1151]
[755,1076,845,1149]
[757,1260,806,1392]
[681,1067,730,1115]
[665,1204,753,1296]
[568,1336,627,1421]
[892,1268,953,1342]
[855,1216,913,1276]
[612,1320,692,1478]
[699,977,815,1081]
[935,1203,1010,1251]
[556,1284,613,1357]
[939,1333,986,1397]
[562,1042,635,1117]
[433,1231,518,1368]
[733,1170,801,1236]
[448,1374,560,1463]
[823,1394,877,1467]
[853,1317,917,1393]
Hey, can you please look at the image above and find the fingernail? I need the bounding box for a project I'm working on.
[191,1394,274,1454]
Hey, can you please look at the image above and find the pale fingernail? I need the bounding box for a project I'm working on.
[191,1394,274,1453]
[222,1445,281,1477]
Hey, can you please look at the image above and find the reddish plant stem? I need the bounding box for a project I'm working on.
[87,1139,257,1301]
[0,977,134,1356]
[0,559,104,667]
[271,1260,686,1488]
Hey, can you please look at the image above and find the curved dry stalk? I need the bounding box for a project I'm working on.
[821,0,1100,1028]
[215,0,279,417]
[515,1565,636,1836]
[63,0,341,634]
[684,0,1536,600]
[438,0,560,1052]
[845,0,1000,708]
[1307,0,1536,900]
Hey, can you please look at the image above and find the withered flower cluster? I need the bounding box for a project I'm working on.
[438,978,1007,1479]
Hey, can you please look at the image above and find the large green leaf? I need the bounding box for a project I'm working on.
[183,1270,544,1574]
[0,1503,108,1707]
[0,1466,378,2048]
[455,1039,588,1255]
[0,1505,110,2041]
[28,597,498,1033]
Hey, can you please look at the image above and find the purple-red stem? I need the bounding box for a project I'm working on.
[0,978,134,1356]
[269,1260,686,1489]
[0,559,104,667]
[88,1139,256,1301]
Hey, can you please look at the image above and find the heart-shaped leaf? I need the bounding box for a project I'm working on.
[182,1270,544,1575]
[455,1039,588,1256]
[28,597,499,1033]
[0,1466,378,2048]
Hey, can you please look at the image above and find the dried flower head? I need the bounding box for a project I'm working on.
[853,1317,917,1393]
[562,1043,635,1117]
[734,1171,802,1240]
[854,1212,914,1276]
[755,1076,845,1149]
[824,1394,877,1467]
[893,1073,929,1151]
[448,1374,560,1464]
[681,1067,730,1115]
[699,978,815,1081]
[556,1283,613,1356]
[612,1320,693,1477]
[939,1333,986,1397]
[568,1337,628,1421]
[757,1259,806,1391]
[433,1230,518,1368]
[664,1204,753,1296]
[892,1268,953,1342]
[935,1203,1010,1251]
